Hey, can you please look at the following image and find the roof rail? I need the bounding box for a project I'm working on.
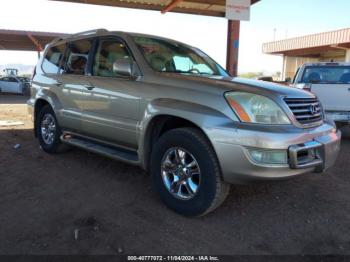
[49,29,108,46]
[70,28,108,38]
[51,37,64,44]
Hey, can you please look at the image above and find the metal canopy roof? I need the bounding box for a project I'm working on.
[0,29,69,52]
[263,28,350,57]
[51,0,259,17]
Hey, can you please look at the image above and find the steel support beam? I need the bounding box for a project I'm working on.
[27,33,43,52]
[161,0,184,14]
[226,20,240,77]
[346,49,350,62]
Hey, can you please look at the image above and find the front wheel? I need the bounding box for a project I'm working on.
[150,128,230,216]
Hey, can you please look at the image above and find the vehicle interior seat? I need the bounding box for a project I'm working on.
[68,55,87,75]
[165,60,176,71]
[307,72,322,83]
[150,55,167,71]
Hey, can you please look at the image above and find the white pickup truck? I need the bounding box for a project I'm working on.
[292,62,350,126]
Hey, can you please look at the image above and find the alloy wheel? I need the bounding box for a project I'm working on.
[161,147,201,200]
[40,113,56,145]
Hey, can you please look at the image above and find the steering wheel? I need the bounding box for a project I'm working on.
[187,68,200,74]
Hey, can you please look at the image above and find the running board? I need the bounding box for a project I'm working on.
[60,134,139,165]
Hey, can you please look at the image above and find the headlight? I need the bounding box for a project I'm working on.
[225,92,291,124]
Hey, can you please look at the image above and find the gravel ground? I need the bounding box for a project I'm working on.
[0,94,349,255]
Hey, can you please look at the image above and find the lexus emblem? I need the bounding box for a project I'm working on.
[310,105,318,115]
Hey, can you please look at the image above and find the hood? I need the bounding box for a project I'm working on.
[156,73,315,98]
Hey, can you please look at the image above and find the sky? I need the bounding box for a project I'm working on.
[0,0,349,74]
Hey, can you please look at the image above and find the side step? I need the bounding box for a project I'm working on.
[61,134,139,165]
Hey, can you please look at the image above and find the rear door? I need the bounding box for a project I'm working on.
[55,38,94,132]
[301,65,350,111]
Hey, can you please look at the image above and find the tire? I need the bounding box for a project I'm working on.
[150,128,230,216]
[36,104,68,154]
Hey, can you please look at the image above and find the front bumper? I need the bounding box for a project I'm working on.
[210,121,341,184]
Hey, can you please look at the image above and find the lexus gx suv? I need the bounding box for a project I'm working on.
[28,29,341,216]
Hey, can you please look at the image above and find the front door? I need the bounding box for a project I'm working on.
[82,37,141,149]
[0,77,19,93]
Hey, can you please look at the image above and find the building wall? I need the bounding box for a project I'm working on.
[282,49,347,80]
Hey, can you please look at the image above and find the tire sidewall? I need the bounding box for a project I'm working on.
[151,129,219,216]
[37,105,62,153]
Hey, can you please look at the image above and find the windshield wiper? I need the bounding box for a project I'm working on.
[162,70,220,76]
[161,70,188,74]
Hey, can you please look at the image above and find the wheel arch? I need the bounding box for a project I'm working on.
[33,98,52,137]
[140,99,234,172]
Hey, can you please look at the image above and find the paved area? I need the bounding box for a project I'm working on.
[0,94,349,255]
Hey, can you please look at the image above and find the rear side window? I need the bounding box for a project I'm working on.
[63,39,92,75]
[42,44,65,74]
[93,39,131,77]
[301,66,350,84]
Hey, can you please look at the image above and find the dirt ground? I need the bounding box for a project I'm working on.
[0,94,350,255]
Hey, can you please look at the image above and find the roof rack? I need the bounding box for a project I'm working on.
[70,28,108,38]
[51,37,64,44]
[49,29,108,45]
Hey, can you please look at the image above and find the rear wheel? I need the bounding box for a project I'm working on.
[151,128,230,216]
[36,105,68,153]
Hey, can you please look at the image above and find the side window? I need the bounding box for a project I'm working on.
[173,56,193,72]
[8,78,18,83]
[93,39,131,77]
[173,56,213,74]
[63,39,92,75]
[42,44,65,74]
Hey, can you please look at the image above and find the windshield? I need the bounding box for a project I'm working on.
[133,36,228,77]
[301,66,350,84]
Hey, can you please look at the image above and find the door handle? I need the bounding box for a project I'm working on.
[54,81,62,87]
[83,84,95,91]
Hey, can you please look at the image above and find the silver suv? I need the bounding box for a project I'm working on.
[28,29,341,216]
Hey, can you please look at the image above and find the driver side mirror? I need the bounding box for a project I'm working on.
[113,58,138,78]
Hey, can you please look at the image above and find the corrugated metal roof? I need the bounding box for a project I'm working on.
[263,28,350,55]
[51,0,260,17]
[0,29,68,51]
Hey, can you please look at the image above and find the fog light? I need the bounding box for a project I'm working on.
[249,149,288,164]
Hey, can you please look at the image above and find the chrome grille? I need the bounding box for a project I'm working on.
[284,98,323,125]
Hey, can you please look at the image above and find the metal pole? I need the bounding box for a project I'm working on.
[226,20,240,77]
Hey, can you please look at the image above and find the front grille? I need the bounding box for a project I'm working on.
[284,97,323,125]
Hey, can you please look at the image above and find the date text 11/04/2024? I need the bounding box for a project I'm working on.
[127,256,219,261]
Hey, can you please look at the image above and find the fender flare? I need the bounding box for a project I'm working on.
[138,98,236,170]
